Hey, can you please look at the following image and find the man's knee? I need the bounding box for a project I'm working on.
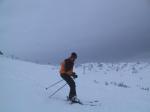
[70,81,76,88]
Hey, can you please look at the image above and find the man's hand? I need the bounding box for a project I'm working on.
[72,72,78,79]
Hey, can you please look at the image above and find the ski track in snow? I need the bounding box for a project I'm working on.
[0,56,150,112]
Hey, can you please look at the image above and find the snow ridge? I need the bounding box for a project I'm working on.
[0,56,150,112]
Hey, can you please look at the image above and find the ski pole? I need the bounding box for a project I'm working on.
[49,83,67,98]
[45,79,64,90]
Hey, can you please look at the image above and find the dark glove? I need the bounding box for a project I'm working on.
[72,72,78,79]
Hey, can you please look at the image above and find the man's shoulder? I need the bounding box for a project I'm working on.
[64,58,70,62]
[64,58,73,64]
[60,59,68,65]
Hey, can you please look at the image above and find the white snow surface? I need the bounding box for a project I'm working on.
[0,56,150,112]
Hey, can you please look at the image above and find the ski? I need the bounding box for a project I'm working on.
[69,100,83,105]
[80,100,100,106]
[69,100,99,106]
[66,96,101,106]
[68,99,100,106]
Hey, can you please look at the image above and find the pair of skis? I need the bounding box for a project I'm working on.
[66,97,100,106]
[69,100,100,106]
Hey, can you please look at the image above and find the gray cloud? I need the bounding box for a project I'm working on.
[0,0,150,64]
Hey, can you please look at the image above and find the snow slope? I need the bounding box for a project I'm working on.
[0,56,150,112]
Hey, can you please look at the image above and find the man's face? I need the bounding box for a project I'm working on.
[70,57,76,62]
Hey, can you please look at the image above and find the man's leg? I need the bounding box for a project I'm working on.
[61,75,76,99]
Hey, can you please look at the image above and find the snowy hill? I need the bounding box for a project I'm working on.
[0,56,150,112]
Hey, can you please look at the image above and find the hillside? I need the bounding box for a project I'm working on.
[0,56,150,112]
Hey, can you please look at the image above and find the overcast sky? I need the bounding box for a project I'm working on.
[0,0,150,64]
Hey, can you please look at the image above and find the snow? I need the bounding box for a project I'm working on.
[0,55,150,112]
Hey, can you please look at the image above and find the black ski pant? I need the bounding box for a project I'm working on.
[60,74,76,99]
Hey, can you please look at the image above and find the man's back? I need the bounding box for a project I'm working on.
[64,58,74,72]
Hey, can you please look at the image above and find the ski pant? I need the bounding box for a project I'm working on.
[60,74,76,99]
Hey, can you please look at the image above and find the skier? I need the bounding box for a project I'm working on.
[59,52,79,103]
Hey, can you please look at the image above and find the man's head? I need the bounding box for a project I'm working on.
[70,52,77,61]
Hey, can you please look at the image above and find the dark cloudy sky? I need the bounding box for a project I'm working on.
[0,0,150,64]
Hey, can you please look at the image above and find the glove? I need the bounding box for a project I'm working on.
[72,72,78,79]
[72,74,78,79]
